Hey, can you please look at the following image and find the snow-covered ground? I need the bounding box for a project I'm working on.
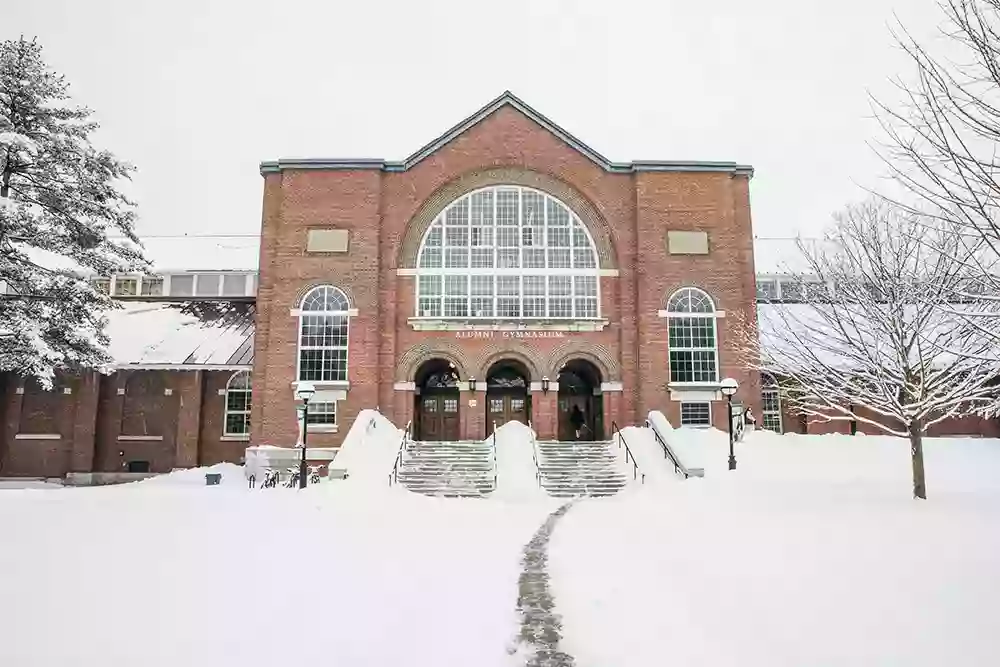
[1,423,998,667]
[0,473,550,667]
[550,428,1000,667]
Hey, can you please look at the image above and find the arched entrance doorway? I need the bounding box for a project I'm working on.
[557,359,603,441]
[485,359,530,435]
[414,359,461,441]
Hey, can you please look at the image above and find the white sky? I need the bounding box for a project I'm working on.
[5,0,939,240]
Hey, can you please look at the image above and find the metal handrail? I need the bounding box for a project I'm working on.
[491,421,498,488]
[527,420,541,487]
[611,420,645,484]
[388,420,412,486]
[645,419,689,479]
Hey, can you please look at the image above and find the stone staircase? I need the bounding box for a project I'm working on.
[396,440,496,498]
[535,440,629,498]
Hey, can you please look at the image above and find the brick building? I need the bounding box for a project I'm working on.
[4,92,992,482]
[252,91,760,448]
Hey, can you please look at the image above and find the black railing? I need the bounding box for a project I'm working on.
[388,420,412,486]
[611,420,645,484]
[528,420,541,487]
[645,419,689,479]
[491,421,498,489]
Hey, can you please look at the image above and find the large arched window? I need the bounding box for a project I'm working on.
[224,371,252,436]
[298,286,350,382]
[666,287,719,384]
[415,186,600,319]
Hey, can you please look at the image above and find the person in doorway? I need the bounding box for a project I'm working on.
[570,404,586,440]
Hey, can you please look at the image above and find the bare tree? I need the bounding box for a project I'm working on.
[736,200,999,499]
[874,0,1000,292]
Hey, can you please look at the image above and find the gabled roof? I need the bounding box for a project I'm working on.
[260,91,753,177]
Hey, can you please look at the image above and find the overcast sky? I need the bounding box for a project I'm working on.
[5,0,939,240]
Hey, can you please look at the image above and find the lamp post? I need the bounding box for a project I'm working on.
[295,382,316,488]
[720,377,739,471]
[541,376,550,394]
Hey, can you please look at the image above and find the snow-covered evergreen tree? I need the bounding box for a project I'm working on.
[0,37,146,386]
[736,200,1000,499]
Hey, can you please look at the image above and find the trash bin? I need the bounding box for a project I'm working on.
[205,473,222,486]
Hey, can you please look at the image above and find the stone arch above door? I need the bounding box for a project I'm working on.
[473,343,545,381]
[395,340,473,382]
[546,341,620,382]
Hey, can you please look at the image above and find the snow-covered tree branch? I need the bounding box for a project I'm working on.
[873,1,1000,297]
[735,200,1000,499]
[0,36,147,386]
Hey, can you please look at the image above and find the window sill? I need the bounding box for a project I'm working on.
[220,434,251,442]
[306,424,339,434]
[14,433,61,440]
[291,381,349,390]
[668,383,722,401]
[117,435,165,441]
[408,318,609,332]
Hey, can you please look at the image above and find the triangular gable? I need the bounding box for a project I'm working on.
[260,92,753,176]
[398,90,613,171]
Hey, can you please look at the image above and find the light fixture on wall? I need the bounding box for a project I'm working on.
[541,376,550,394]
[468,377,477,392]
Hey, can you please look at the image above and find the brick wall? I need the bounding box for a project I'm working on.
[252,104,763,444]
[0,369,248,479]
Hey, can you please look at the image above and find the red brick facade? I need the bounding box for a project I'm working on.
[4,94,995,481]
[252,94,762,446]
[0,370,248,480]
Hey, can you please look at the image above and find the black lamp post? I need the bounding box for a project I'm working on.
[720,377,739,470]
[296,382,316,488]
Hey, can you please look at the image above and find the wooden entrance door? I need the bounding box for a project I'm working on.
[418,394,460,441]
[487,393,528,434]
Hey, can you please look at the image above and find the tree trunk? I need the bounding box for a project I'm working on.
[909,422,927,500]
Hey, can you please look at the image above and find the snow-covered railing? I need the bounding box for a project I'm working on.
[388,420,412,486]
[490,421,499,489]
[612,420,645,483]
[645,418,704,479]
[527,420,541,488]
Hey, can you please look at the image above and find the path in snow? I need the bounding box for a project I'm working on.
[510,502,577,667]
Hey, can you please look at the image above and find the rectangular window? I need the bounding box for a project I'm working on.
[762,388,782,433]
[92,278,111,295]
[522,248,546,268]
[141,276,164,296]
[306,402,337,426]
[222,274,247,297]
[668,316,717,383]
[497,189,518,226]
[547,248,571,268]
[471,190,493,225]
[195,274,221,297]
[169,274,194,296]
[680,402,711,427]
[756,279,777,300]
[471,248,494,268]
[113,277,138,296]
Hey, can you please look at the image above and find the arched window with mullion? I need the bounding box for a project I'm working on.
[298,286,351,382]
[224,371,252,436]
[415,185,600,320]
[666,287,719,384]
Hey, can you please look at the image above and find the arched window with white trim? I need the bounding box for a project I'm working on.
[761,373,783,433]
[414,186,600,320]
[298,285,350,382]
[666,287,719,384]
[224,371,251,436]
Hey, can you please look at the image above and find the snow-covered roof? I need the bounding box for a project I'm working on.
[137,236,260,272]
[104,300,254,369]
